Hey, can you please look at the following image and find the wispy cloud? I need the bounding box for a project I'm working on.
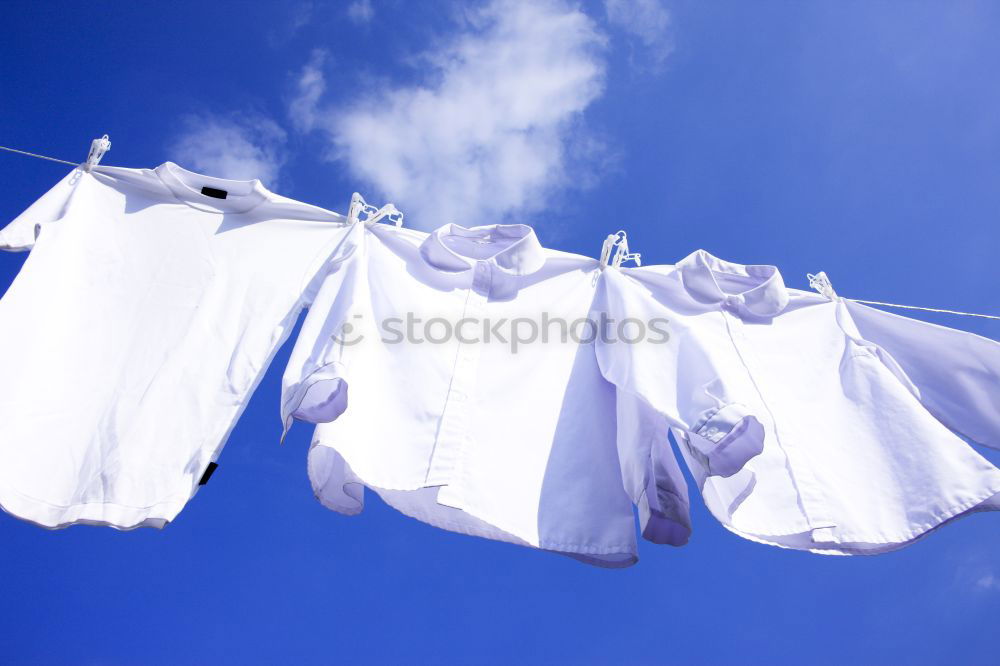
[952,550,1000,595]
[346,0,374,25]
[289,49,328,134]
[604,0,673,71]
[289,1,315,32]
[267,1,315,47]
[168,112,288,188]
[975,573,1000,591]
[288,0,608,227]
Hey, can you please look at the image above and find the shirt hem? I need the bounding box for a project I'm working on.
[308,441,638,567]
[722,482,1000,555]
[0,483,186,530]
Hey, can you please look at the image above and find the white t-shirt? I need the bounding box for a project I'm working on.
[602,250,1000,554]
[282,223,697,567]
[0,162,355,529]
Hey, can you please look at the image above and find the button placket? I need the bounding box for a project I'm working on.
[719,307,835,532]
[425,261,489,487]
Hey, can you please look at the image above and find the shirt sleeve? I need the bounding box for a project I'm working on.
[0,168,82,251]
[845,299,1000,449]
[615,389,691,546]
[280,225,366,438]
[595,268,764,480]
[297,221,359,308]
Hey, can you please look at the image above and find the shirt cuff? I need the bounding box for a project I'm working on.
[0,227,34,252]
[687,404,765,478]
[280,361,350,441]
[636,473,691,546]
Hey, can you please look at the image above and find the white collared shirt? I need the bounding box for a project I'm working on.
[282,223,694,566]
[0,163,354,529]
[602,250,1000,553]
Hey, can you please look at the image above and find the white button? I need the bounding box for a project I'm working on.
[706,426,719,436]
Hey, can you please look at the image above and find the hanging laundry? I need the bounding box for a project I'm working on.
[843,299,1000,449]
[281,222,697,567]
[0,163,356,529]
[600,249,1000,555]
[2,153,996,566]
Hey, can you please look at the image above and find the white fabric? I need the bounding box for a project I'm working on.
[844,300,1000,450]
[601,249,1000,554]
[0,163,354,529]
[282,222,692,567]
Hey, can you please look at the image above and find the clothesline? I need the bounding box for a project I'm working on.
[1,142,997,322]
[847,299,999,321]
[1,144,998,561]
[0,144,78,167]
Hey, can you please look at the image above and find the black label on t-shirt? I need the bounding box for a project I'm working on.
[201,186,228,199]
[198,462,219,485]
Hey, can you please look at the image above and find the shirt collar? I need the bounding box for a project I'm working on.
[419,223,546,276]
[677,249,789,317]
[155,161,271,214]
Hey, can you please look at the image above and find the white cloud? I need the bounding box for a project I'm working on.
[267,1,314,46]
[289,49,328,134]
[289,1,315,32]
[168,113,288,188]
[604,0,673,70]
[289,0,608,227]
[976,573,1000,591]
[346,0,374,25]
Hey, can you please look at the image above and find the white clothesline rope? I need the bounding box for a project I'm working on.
[844,298,1000,321]
[0,144,79,167]
[1,142,997,321]
[807,272,998,321]
[1,136,110,171]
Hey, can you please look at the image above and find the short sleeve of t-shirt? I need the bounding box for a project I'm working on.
[0,168,81,251]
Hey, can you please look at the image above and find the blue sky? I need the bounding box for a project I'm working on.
[1,1,999,663]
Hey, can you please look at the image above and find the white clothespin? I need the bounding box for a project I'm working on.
[807,271,838,300]
[366,203,404,228]
[348,192,404,227]
[599,232,623,269]
[83,134,111,172]
[348,192,376,223]
[599,230,641,269]
[612,232,641,268]
[597,231,640,287]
